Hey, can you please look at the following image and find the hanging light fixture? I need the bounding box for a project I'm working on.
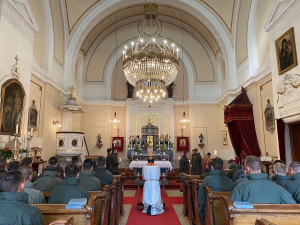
[179,14,189,128]
[123,3,180,104]
[110,15,120,128]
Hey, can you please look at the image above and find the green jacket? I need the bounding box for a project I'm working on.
[225,164,239,179]
[272,174,290,188]
[31,168,38,183]
[192,153,202,175]
[179,155,189,174]
[232,169,244,182]
[24,182,46,204]
[48,177,88,204]
[0,192,44,225]
[106,153,119,174]
[198,170,234,207]
[230,173,296,204]
[233,174,249,187]
[38,166,55,178]
[78,171,101,191]
[285,172,300,203]
[33,171,62,191]
[93,167,114,185]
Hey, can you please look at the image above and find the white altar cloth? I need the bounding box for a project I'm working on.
[142,165,164,215]
[129,161,172,170]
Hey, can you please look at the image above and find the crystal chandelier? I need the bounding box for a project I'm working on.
[110,112,120,128]
[122,3,180,103]
[180,112,189,129]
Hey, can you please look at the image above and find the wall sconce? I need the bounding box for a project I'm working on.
[53,120,61,127]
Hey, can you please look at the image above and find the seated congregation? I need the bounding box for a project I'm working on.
[182,154,300,225]
[0,148,121,225]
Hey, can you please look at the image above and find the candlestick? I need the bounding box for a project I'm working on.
[16,124,18,134]
[30,128,33,136]
[13,133,18,160]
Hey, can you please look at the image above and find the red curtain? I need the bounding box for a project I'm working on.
[277,119,286,163]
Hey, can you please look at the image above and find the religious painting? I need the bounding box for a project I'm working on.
[28,100,38,131]
[111,137,124,152]
[177,137,189,151]
[275,27,297,75]
[264,99,275,135]
[0,79,25,136]
[222,131,227,145]
[147,136,153,147]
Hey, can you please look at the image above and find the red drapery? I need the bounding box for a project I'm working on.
[224,88,261,158]
[277,119,286,163]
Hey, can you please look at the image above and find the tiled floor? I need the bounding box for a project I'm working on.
[173,204,188,225]
[124,190,136,197]
[121,204,132,225]
[166,190,183,197]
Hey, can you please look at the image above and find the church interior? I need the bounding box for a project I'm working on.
[1,0,300,224]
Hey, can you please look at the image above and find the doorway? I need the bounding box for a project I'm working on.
[291,123,300,162]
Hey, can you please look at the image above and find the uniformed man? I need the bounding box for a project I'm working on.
[230,156,295,204]
[22,157,38,182]
[179,150,189,174]
[198,157,234,225]
[39,156,59,178]
[225,159,239,179]
[78,159,101,191]
[0,170,44,224]
[48,164,88,204]
[0,158,6,179]
[107,148,119,175]
[271,163,290,187]
[269,159,285,180]
[7,160,20,171]
[200,158,213,179]
[192,149,202,175]
[191,149,196,174]
[285,162,300,203]
[33,166,62,191]
[106,148,112,171]
[93,156,114,185]
[54,166,65,179]
[19,166,45,204]
[232,155,248,182]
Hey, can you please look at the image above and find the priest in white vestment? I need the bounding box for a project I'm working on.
[142,158,164,215]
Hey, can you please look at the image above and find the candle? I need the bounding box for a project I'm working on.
[16,124,18,134]
[119,158,122,162]
[214,150,217,157]
[30,128,33,136]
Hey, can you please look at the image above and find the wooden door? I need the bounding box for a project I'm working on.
[291,123,300,161]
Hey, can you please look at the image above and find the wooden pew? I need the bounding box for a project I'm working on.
[221,196,300,225]
[33,194,105,225]
[204,186,231,225]
[192,179,202,225]
[186,175,200,225]
[113,174,125,225]
[255,219,277,225]
[49,216,73,225]
[180,173,188,216]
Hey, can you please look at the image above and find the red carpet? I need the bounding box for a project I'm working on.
[124,188,183,225]
[124,180,182,189]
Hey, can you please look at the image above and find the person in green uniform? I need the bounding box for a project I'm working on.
[230,156,296,204]
[33,167,62,191]
[48,164,88,204]
[54,166,65,179]
[107,148,119,175]
[271,163,290,187]
[192,149,202,175]
[106,148,112,171]
[22,157,38,182]
[0,158,6,179]
[200,159,212,179]
[198,157,234,225]
[268,159,285,180]
[39,156,59,178]
[7,160,20,171]
[0,170,44,224]
[225,159,239,179]
[19,166,45,204]
[232,155,248,182]
[285,162,300,203]
[93,156,114,185]
[78,159,101,191]
[179,150,189,174]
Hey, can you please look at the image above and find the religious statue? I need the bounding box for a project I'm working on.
[166,82,175,98]
[199,133,204,144]
[28,100,38,132]
[126,81,134,98]
[264,99,275,134]
[97,134,102,145]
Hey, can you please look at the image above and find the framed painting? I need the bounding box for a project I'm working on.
[176,136,189,151]
[222,130,228,145]
[112,137,124,152]
[0,79,25,136]
[275,27,298,75]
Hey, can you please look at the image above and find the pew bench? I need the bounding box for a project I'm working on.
[49,216,73,225]
[33,195,104,225]
[180,173,188,216]
[255,219,277,225]
[186,175,201,225]
[192,179,202,225]
[221,196,300,225]
[204,186,231,225]
[113,174,125,225]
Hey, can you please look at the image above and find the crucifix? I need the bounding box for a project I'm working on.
[15,55,19,65]
[70,86,75,98]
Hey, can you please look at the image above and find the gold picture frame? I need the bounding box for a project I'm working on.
[0,79,26,136]
[222,130,228,145]
[275,27,298,75]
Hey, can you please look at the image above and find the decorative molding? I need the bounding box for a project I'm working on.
[276,74,300,103]
[131,115,137,135]
[1,0,39,43]
[163,115,169,135]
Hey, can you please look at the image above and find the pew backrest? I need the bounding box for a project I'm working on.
[192,179,202,225]
[205,186,231,225]
[180,173,188,216]
[221,196,300,225]
[49,216,73,225]
[255,219,277,225]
